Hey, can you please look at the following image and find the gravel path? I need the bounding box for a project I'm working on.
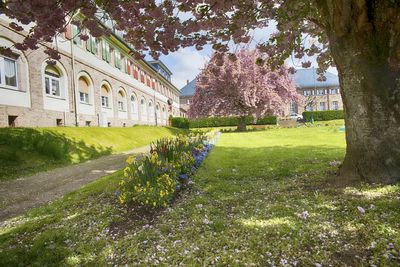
[0,145,149,222]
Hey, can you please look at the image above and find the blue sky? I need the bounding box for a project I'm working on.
[154,27,338,89]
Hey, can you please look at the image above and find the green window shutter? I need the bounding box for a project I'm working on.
[86,36,91,51]
[102,41,107,60]
[72,26,81,45]
[92,39,98,54]
[106,45,111,63]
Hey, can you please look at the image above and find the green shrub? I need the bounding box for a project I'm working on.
[174,115,277,128]
[170,117,190,129]
[302,110,344,121]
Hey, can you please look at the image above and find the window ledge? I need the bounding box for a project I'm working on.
[46,94,66,100]
[0,85,23,92]
[101,106,112,110]
[79,102,92,106]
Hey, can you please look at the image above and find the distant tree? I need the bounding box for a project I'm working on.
[188,50,302,131]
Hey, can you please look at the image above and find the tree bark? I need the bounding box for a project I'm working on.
[237,116,247,132]
[325,2,400,184]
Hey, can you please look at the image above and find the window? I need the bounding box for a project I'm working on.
[80,92,89,103]
[317,89,326,95]
[330,88,339,94]
[306,104,314,111]
[289,102,298,114]
[72,25,81,45]
[148,101,154,117]
[85,121,91,127]
[86,35,98,55]
[102,41,111,63]
[332,101,339,110]
[319,102,326,111]
[78,77,90,104]
[131,95,138,114]
[0,57,18,88]
[140,97,147,118]
[44,65,61,97]
[187,99,191,104]
[8,115,17,127]
[56,119,63,126]
[101,85,111,108]
[303,90,312,96]
[114,50,121,69]
[117,90,126,111]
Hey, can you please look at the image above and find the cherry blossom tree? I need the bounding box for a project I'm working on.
[1,1,400,183]
[188,50,301,131]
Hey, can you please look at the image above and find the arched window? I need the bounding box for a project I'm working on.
[140,97,147,121]
[117,89,126,111]
[78,77,90,104]
[148,100,154,118]
[101,84,111,108]
[44,65,62,97]
[131,94,138,114]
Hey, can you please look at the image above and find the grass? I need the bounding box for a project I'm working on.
[0,126,186,181]
[1,125,399,266]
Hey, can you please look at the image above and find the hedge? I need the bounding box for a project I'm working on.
[302,110,344,121]
[170,117,190,129]
[171,115,277,128]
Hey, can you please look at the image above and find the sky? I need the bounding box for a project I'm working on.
[153,27,338,90]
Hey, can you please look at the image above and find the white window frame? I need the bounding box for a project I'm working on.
[319,102,326,111]
[0,56,19,90]
[131,95,138,114]
[79,92,89,104]
[332,101,339,110]
[118,100,124,111]
[101,95,109,108]
[44,71,62,98]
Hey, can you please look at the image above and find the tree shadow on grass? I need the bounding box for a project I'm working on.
[0,128,112,181]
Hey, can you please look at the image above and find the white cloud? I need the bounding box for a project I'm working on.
[159,46,211,89]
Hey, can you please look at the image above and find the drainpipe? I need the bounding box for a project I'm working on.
[70,37,79,127]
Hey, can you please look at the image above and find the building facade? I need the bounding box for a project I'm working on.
[0,15,180,127]
[287,68,342,116]
[180,68,343,118]
[179,79,195,114]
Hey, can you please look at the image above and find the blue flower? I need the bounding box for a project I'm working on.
[114,190,121,196]
[179,173,189,180]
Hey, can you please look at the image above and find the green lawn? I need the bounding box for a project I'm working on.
[0,126,186,181]
[1,125,399,266]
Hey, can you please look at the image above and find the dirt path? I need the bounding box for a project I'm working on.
[0,145,149,222]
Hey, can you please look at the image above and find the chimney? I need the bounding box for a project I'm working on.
[186,80,189,85]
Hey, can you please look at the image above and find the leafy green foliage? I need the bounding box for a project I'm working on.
[170,117,190,129]
[119,133,210,207]
[171,116,277,128]
[303,110,344,122]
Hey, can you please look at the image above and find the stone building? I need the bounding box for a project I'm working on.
[288,68,342,116]
[0,14,180,127]
[179,79,196,114]
[180,68,342,117]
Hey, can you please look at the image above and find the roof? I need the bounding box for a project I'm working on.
[293,68,339,88]
[180,79,196,97]
[148,60,173,75]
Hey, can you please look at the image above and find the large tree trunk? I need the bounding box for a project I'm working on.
[237,116,247,132]
[324,2,400,184]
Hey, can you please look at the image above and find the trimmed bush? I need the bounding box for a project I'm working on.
[302,110,344,121]
[170,115,277,128]
[170,117,190,129]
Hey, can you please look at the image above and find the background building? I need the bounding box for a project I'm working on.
[180,68,342,117]
[288,68,342,116]
[179,79,196,114]
[0,14,181,127]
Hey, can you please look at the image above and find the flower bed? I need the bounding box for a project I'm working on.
[118,131,220,207]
